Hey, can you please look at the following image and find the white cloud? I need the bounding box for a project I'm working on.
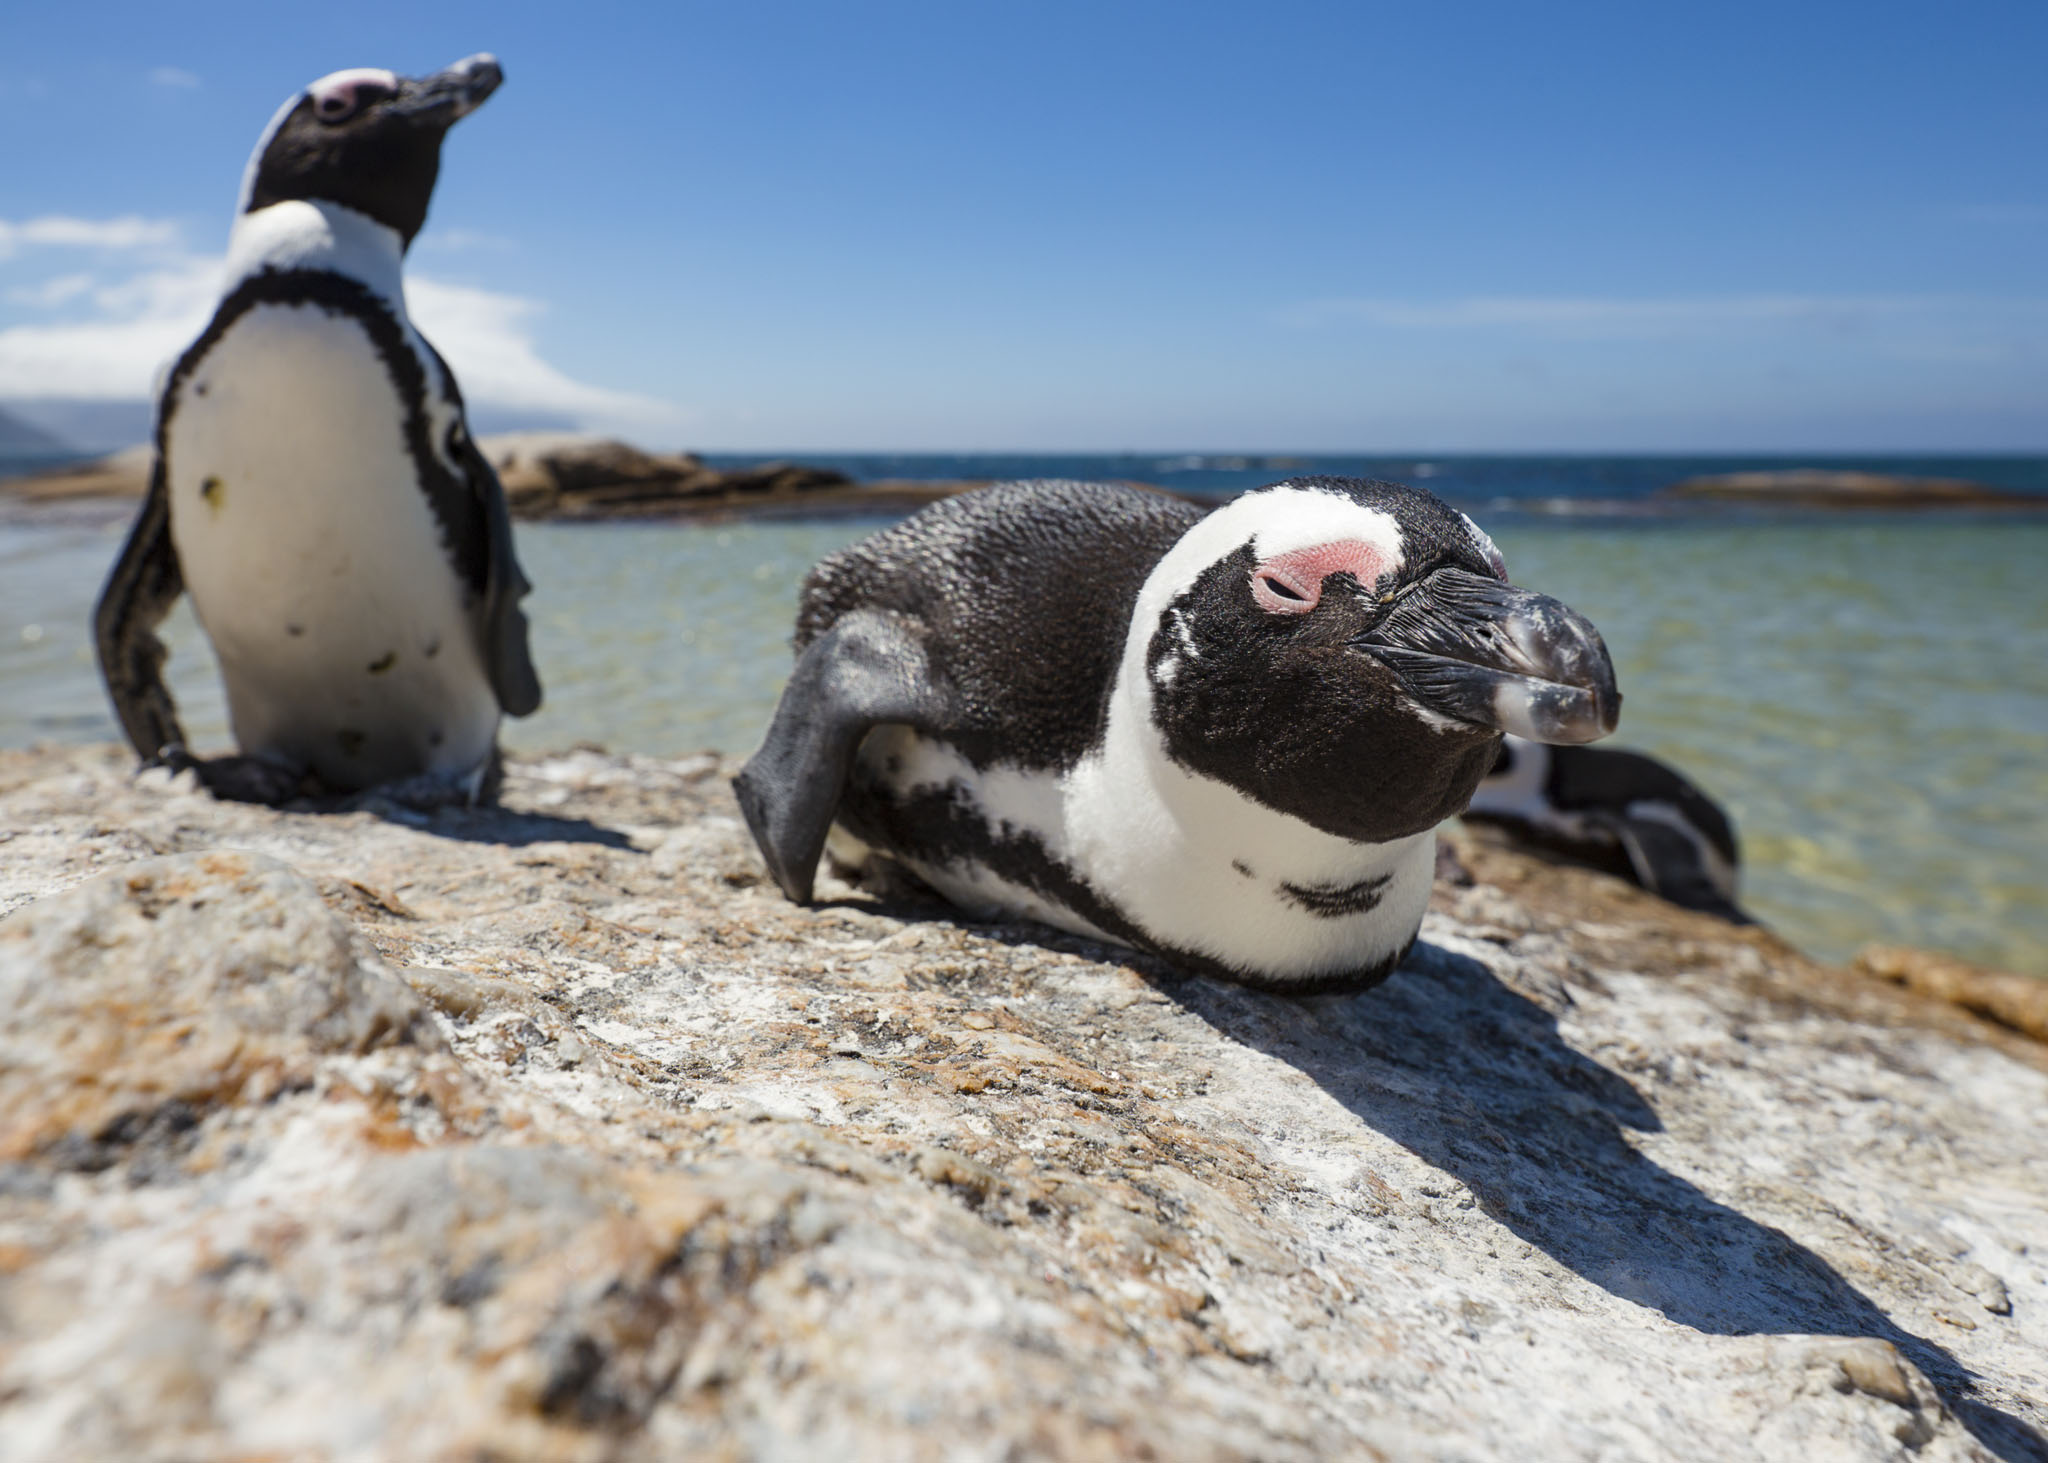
[149,66,202,90]
[0,256,217,398]
[0,215,184,259]
[6,273,96,308]
[0,215,670,427]
[408,278,671,423]
[413,227,517,254]
[1278,293,2048,340]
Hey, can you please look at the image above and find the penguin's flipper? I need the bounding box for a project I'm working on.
[450,418,543,717]
[93,455,190,766]
[1607,814,1755,925]
[734,611,952,904]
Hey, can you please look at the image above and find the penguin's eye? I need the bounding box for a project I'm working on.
[1251,569,1320,615]
[1251,540,1392,616]
[309,72,397,124]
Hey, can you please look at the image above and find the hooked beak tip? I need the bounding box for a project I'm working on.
[1358,569,1621,745]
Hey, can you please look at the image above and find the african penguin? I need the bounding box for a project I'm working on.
[1466,736,1753,923]
[735,477,1622,993]
[94,53,541,805]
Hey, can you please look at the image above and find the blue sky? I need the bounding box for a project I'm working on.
[1,0,2042,451]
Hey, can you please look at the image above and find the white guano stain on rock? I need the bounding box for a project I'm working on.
[0,741,2043,1462]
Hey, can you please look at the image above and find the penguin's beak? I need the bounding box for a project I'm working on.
[1352,567,1621,744]
[394,54,503,124]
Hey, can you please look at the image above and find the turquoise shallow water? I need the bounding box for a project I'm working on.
[4,507,2044,976]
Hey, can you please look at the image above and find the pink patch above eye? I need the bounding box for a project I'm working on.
[309,69,394,118]
[1249,539,1393,615]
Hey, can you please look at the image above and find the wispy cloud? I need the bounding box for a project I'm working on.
[409,279,670,423]
[149,66,202,90]
[1277,293,2048,342]
[413,228,517,254]
[0,215,184,259]
[6,273,96,308]
[0,214,670,428]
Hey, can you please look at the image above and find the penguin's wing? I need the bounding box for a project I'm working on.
[1604,813,1755,925]
[421,336,542,718]
[452,420,543,716]
[734,610,954,903]
[93,454,190,764]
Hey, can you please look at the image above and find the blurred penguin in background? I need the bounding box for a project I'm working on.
[94,54,540,806]
[1465,736,1754,923]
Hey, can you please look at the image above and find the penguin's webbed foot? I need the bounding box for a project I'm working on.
[360,755,496,814]
[162,748,316,806]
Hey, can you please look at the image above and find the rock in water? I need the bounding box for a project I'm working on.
[1663,470,2045,510]
[0,743,2043,1461]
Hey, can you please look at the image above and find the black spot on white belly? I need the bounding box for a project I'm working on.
[287,623,305,637]
[200,476,224,511]
[367,650,397,674]
[1231,859,1256,879]
[1278,873,1391,918]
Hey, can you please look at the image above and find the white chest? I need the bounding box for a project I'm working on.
[851,717,1434,986]
[163,301,497,788]
[1062,702,1435,982]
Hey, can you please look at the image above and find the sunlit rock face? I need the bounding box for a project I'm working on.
[0,742,2043,1461]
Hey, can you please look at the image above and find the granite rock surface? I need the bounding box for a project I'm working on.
[1,743,2044,1461]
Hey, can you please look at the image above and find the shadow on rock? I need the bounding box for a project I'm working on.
[1168,940,2045,1463]
[358,799,638,851]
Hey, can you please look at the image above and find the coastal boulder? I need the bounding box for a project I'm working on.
[0,744,2042,1460]
[0,849,440,1167]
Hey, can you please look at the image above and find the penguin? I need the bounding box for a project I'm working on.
[94,54,541,805]
[1465,736,1753,923]
[735,477,1622,993]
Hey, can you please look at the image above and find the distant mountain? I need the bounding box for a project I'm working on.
[0,404,73,453]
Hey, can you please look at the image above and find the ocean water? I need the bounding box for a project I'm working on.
[4,453,2045,977]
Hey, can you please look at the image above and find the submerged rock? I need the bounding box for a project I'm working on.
[0,743,2043,1461]
[1663,470,2045,509]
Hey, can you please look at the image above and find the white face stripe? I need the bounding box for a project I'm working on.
[1245,488,1405,564]
[309,66,400,98]
[235,69,401,216]
[236,89,311,216]
[1129,484,1408,654]
[307,67,400,122]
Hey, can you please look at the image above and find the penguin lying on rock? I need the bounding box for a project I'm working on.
[95,54,541,806]
[1465,736,1754,923]
[736,478,1621,993]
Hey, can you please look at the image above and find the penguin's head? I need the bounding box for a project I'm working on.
[241,54,504,247]
[1138,477,1621,844]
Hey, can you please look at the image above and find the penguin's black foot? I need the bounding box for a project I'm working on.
[360,752,498,813]
[163,749,314,806]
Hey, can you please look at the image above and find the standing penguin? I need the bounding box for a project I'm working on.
[95,54,540,805]
[735,478,1621,992]
[1465,736,1753,923]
